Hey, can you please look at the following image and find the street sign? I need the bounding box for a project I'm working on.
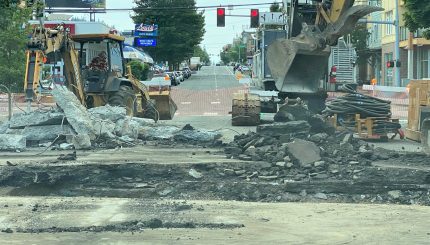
[134,24,159,37]
[134,38,157,47]
[259,12,287,25]
[46,0,106,8]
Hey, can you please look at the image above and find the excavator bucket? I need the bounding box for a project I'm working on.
[267,4,383,94]
[148,90,178,120]
[267,35,331,94]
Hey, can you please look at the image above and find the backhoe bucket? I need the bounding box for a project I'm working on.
[149,91,177,120]
[267,38,331,94]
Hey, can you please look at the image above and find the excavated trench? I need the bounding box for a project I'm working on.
[1,159,429,206]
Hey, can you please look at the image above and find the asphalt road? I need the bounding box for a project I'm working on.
[170,65,245,117]
[178,65,241,91]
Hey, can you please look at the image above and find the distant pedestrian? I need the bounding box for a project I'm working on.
[371,78,377,86]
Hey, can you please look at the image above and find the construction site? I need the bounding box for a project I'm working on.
[0,0,430,244]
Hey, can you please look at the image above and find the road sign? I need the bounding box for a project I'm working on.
[46,0,106,8]
[134,24,159,37]
[134,38,157,47]
[259,12,287,25]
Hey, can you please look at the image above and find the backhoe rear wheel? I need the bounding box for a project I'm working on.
[108,85,137,116]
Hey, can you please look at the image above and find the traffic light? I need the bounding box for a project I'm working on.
[250,9,260,28]
[387,60,401,68]
[217,8,225,27]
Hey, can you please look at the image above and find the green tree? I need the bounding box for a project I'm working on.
[127,60,149,81]
[133,0,205,69]
[270,2,282,12]
[404,0,430,39]
[347,24,370,65]
[193,46,210,65]
[220,43,246,65]
[0,3,31,92]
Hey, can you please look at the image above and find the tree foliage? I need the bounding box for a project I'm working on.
[270,2,282,12]
[193,46,210,65]
[220,43,246,65]
[132,0,205,69]
[404,0,430,39]
[348,24,371,65]
[0,3,31,92]
[128,60,149,81]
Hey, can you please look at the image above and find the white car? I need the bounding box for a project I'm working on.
[240,66,250,72]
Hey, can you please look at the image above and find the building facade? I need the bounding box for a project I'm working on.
[379,0,430,86]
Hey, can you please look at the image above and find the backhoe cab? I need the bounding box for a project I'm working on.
[72,34,142,116]
[72,34,176,120]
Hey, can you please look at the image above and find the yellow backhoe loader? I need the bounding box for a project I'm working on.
[24,1,176,120]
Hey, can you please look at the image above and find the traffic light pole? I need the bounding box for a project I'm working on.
[394,0,401,87]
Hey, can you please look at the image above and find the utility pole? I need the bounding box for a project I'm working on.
[407,32,414,79]
[394,0,401,86]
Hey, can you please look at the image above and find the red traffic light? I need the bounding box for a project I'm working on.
[250,9,260,28]
[251,9,259,17]
[217,8,225,16]
[217,8,226,27]
[386,61,395,68]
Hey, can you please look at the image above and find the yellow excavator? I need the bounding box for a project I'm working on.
[233,0,383,125]
[24,1,176,120]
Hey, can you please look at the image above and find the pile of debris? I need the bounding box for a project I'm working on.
[0,87,220,151]
[224,103,397,181]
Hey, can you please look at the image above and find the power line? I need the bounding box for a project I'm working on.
[45,2,282,13]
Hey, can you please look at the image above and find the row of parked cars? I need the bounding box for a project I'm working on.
[166,68,192,86]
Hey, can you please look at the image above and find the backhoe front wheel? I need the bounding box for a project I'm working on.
[108,85,137,116]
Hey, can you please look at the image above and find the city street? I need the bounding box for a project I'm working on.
[171,65,244,117]
[1,0,430,244]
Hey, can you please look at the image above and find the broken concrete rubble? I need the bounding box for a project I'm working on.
[0,122,9,134]
[52,87,97,139]
[173,129,221,143]
[115,119,140,140]
[287,139,321,166]
[257,121,311,136]
[8,110,65,129]
[88,105,126,122]
[0,134,26,151]
[22,125,73,142]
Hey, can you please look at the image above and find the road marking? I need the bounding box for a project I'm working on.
[210,101,221,105]
[225,65,235,76]
[181,102,191,105]
[203,112,219,116]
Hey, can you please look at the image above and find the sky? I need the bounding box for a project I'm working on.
[74,0,274,62]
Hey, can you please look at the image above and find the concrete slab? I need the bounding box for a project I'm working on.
[52,87,96,139]
[0,134,26,151]
[0,197,429,244]
[257,121,310,136]
[8,111,64,129]
[22,125,73,142]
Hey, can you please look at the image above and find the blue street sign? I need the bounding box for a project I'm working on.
[134,38,157,47]
[134,24,159,37]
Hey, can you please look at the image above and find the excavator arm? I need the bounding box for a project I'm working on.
[268,0,383,95]
[24,1,86,106]
[24,25,86,106]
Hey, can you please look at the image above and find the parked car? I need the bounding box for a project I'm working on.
[175,71,185,82]
[182,68,191,79]
[240,66,250,72]
[166,72,179,86]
